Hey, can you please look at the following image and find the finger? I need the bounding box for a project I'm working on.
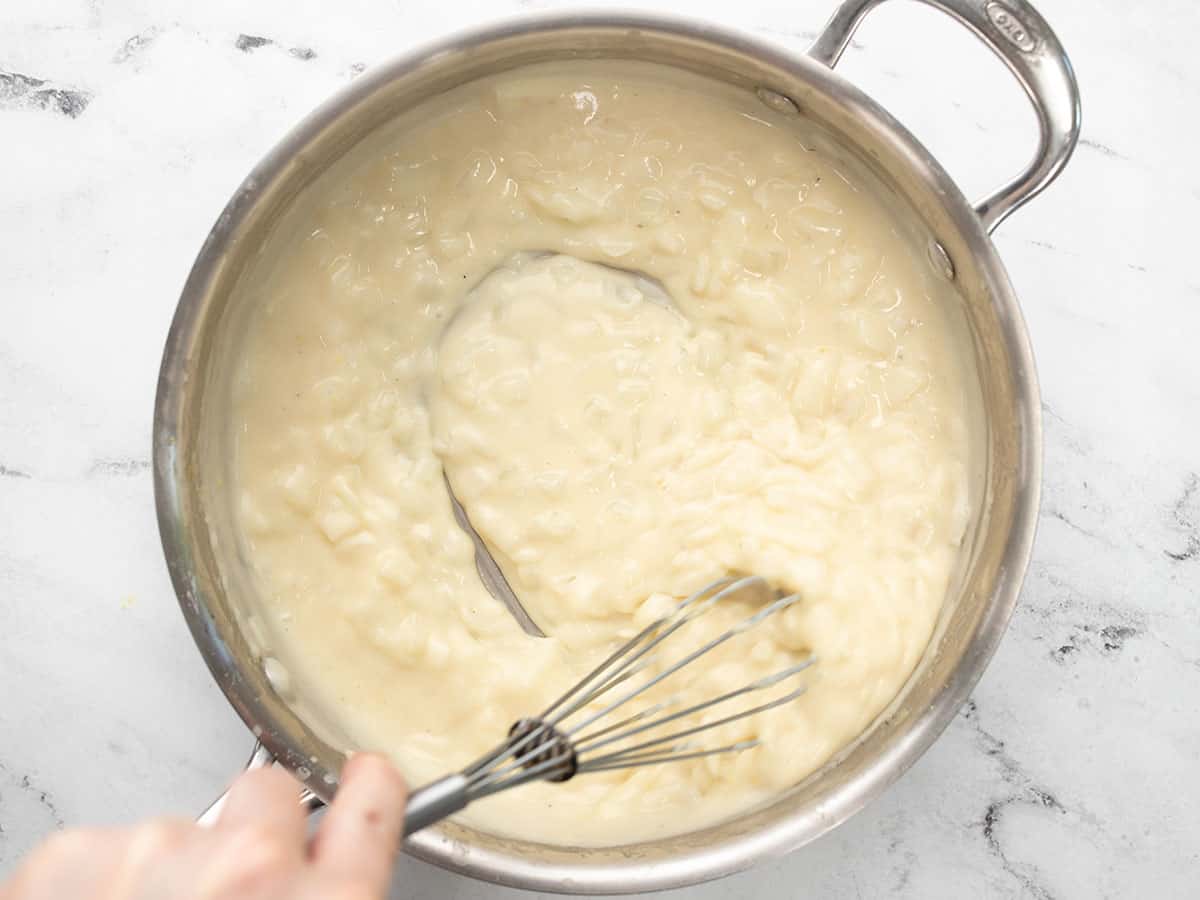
[103,820,198,900]
[310,754,406,894]
[2,829,125,900]
[197,768,308,899]
[215,765,308,852]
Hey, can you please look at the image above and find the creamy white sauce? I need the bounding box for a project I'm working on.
[231,63,972,846]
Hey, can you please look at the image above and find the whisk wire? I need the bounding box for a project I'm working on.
[563,588,801,740]
[575,658,815,754]
[470,754,576,799]
[578,740,762,774]
[472,581,801,792]
[542,577,736,720]
[568,699,676,746]
[402,575,817,837]
[465,577,743,784]
[578,683,808,770]
[543,577,749,727]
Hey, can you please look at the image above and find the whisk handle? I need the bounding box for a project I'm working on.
[402,773,470,837]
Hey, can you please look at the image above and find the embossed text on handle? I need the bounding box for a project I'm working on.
[985,0,1039,52]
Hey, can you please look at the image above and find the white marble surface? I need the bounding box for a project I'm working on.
[2,0,1197,896]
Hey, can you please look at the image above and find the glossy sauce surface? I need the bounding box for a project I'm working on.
[231,63,972,845]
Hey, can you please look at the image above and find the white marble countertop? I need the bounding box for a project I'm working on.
[2,0,1197,896]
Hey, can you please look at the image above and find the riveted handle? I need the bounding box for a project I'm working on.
[196,741,464,838]
[197,741,324,826]
[809,0,1081,232]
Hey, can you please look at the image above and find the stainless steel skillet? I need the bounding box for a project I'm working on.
[154,0,1079,891]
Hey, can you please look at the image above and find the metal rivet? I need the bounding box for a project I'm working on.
[928,239,955,281]
[755,86,801,117]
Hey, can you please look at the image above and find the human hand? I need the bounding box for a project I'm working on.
[0,753,407,900]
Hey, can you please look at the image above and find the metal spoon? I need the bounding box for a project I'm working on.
[444,471,546,638]
[439,252,675,639]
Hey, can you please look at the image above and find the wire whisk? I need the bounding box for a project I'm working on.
[400,575,815,836]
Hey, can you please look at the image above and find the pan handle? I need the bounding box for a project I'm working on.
[196,741,325,826]
[197,742,462,837]
[808,0,1081,233]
